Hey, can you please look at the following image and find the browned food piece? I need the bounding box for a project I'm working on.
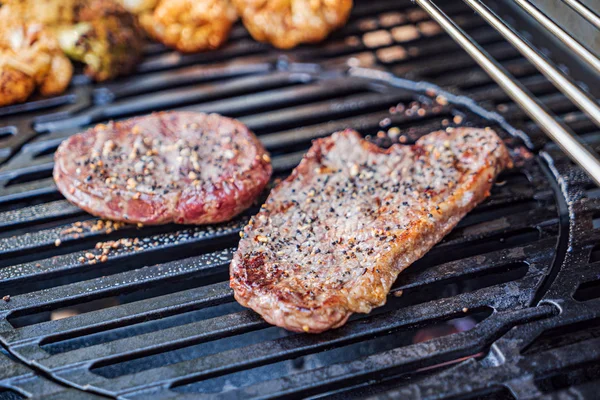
[0,22,73,107]
[232,0,352,49]
[1,0,143,82]
[54,112,272,225]
[139,0,237,53]
[231,128,512,333]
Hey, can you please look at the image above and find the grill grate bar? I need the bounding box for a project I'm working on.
[0,248,234,314]
[3,236,552,344]
[137,40,270,74]
[562,0,600,29]
[414,0,600,186]
[0,221,244,296]
[33,72,314,133]
[0,200,82,231]
[0,190,553,280]
[0,351,104,399]
[0,203,553,324]
[511,0,600,74]
[175,306,555,400]
[109,304,553,398]
[95,61,274,102]
[463,0,600,125]
[2,282,233,346]
[0,2,587,394]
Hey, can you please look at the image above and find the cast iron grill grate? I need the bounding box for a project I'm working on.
[0,67,561,398]
[0,0,599,399]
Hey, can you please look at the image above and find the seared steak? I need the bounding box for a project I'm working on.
[54,111,272,225]
[230,128,511,333]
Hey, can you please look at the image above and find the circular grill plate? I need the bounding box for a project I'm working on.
[0,67,564,399]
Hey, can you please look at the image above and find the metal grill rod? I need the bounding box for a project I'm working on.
[462,0,600,128]
[562,0,600,30]
[414,0,600,187]
[513,0,600,74]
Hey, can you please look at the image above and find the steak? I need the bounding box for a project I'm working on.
[54,111,272,225]
[230,128,512,333]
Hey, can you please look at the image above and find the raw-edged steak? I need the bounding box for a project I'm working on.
[54,111,272,225]
[230,127,511,333]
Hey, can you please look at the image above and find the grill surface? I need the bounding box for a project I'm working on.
[0,0,599,399]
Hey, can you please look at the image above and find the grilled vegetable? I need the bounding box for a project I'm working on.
[139,0,237,53]
[0,22,73,107]
[232,0,353,49]
[1,0,143,82]
[54,2,144,81]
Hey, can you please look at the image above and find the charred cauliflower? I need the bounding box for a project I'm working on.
[139,0,237,53]
[0,22,73,107]
[1,0,143,82]
[233,0,353,49]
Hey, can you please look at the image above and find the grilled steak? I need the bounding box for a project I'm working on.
[231,128,512,333]
[54,111,272,225]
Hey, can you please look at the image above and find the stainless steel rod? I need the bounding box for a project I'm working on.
[562,0,600,30]
[463,0,600,128]
[414,0,600,186]
[514,0,600,74]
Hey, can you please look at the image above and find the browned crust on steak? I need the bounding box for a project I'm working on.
[54,111,272,225]
[230,128,512,333]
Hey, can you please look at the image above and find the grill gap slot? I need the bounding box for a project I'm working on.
[573,279,600,302]
[7,268,231,329]
[0,389,25,400]
[0,127,16,141]
[522,317,600,355]
[416,42,521,80]
[245,92,415,136]
[428,228,540,264]
[317,383,515,400]
[456,199,538,229]
[90,308,492,380]
[100,76,310,122]
[34,145,59,159]
[35,259,519,360]
[0,192,65,214]
[592,213,600,230]
[169,310,492,396]
[0,227,240,299]
[394,262,529,300]
[534,360,600,394]
[41,302,248,355]
[5,169,53,188]
[0,214,89,239]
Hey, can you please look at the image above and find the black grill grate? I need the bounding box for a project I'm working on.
[0,0,599,398]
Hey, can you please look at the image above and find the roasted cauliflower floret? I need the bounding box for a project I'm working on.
[233,0,353,49]
[139,0,237,53]
[1,0,143,82]
[0,22,73,107]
